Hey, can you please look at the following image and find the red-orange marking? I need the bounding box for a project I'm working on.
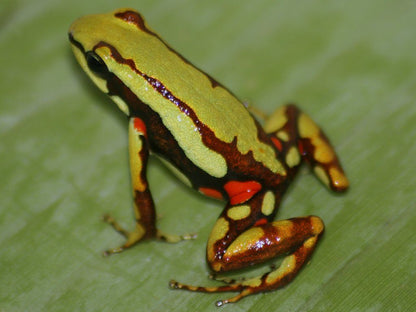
[271,137,283,151]
[254,218,268,226]
[224,180,262,205]
[133,118,147,135]
[298,141,304,156]
[199,187,223,200]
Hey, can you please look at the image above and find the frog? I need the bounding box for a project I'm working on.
[68,8,349,306]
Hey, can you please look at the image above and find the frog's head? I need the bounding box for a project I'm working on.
[68,8,157,116]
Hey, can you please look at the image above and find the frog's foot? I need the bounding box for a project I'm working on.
[156,230,197,243]
[169,278,251,307]
[170,271,255,306]
[102,214,147,256]
[102,215,196,255]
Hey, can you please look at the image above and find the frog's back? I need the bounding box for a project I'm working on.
[70,9,284,178]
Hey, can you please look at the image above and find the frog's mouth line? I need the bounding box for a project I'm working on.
[68,32,85,54]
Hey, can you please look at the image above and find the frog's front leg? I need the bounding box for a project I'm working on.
[104,117,196,256]
[170,191,324,306]
[104,117,192,255]
[102,117,156,255]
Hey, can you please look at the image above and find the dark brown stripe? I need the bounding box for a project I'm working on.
[68,32,85,53]
[94,41,202,122]
[115,10,158,37]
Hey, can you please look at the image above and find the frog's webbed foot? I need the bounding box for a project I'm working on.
[169,278,253,307]
[102,214,197,255]
[102,214,147,256]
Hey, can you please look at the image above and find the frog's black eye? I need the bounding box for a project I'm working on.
[86,51,109,77]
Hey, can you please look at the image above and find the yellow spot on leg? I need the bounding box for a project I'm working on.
[310,216,324,236]
[304,236,318,249]
[207,218,229,262]
[329,167,349,190]
[314,166,330,187]
[224,227,265,258]
[286,146,301,168]
[261,191,275,216]
[314,144,334,164]
[265,254,296,285]
[270,219,294,237]
[264,106,287,133]
[298,113,319,139]
[298,113,335,164]
[277,131,289,141]
[227,205,251,220]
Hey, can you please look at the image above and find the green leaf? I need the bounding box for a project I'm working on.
[1,1,415,311]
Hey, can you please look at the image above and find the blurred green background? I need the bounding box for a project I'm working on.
[1,1,415,311]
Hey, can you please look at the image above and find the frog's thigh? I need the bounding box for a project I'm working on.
[216,217,323,306]
[209,214,324,272]
[206,191,322,272]
[174,210,324,305]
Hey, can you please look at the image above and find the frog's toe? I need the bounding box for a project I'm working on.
[157,230,197,243]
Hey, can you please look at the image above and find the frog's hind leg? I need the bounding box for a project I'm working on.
[264,104,349,192]
[170,214,324,306]
[170,191,325,306]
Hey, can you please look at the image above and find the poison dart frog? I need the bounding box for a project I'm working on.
[68,8,349,306]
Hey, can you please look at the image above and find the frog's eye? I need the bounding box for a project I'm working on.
[86,51,109,77]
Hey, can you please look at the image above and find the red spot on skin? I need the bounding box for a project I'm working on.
[224,181,262,205]
[134,118,147,135]
[298,141,304,156]
[254,218,268,226]
[199,187,223,200]
[271,137,283,151]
